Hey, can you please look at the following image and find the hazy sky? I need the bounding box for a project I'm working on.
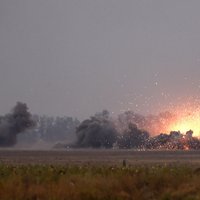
[1,0,200,119]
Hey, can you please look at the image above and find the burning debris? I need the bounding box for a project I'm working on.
[2,102,199,150]
[0,102,35,146]
[147,130,200,150]
[75,110,200,150]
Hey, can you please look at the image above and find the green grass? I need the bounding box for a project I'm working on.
[0,164,200,200]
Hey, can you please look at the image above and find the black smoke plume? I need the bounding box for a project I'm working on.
[0,102,35,146]
[75,110,200,150]
[117,123,149,149]
[76,110,118,148]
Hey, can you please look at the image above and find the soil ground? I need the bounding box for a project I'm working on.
[0,149,199,166]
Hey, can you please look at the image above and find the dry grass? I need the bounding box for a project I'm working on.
[0,164,200,199]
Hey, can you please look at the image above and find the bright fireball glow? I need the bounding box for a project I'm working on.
[129,99,200,137]
[165,101,200,137]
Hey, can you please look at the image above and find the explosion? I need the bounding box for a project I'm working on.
[162,101,200,137]
[74,107,200,150]
[116,107,200,138]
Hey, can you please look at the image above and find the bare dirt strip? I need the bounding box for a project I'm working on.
[0,149,199,166]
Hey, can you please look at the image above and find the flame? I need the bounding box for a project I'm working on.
[163,101,200,137]
[126,98,200,137]
[169,116,200,137]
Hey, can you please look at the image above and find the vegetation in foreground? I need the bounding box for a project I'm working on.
[0,164,200,200]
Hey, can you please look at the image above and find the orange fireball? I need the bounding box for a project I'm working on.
[164,101,200,137]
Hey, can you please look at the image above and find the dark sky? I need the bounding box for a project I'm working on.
[1,0,200,119]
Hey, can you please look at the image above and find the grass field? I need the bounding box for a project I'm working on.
[0,150,200,199]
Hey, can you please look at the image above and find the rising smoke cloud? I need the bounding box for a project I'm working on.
[117,111,175,136]
[75,110,200,150]
[75,110,117,148]
[0,102,35,146]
